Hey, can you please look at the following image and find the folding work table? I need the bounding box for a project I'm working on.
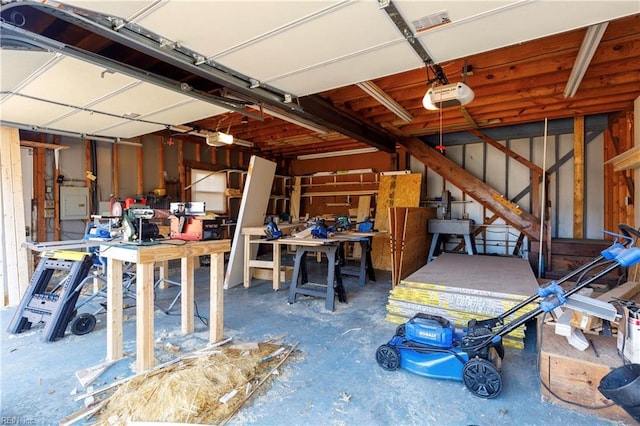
[99,239,230,372]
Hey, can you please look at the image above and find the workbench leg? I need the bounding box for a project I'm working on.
[106,259,123,362]
[427,233,441,263]
[157,260,170,289]
[136,262,155,372]
[365,237,376,282]
[243,234,252,288]
[325,248,336,311]
[463,235,476,255]
[357,241,367,287]
[288,248,304,304]
[209,253,224,343]
[181,256,195,334]
[272,243,281,291]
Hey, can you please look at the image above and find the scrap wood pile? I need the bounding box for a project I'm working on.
[86,341,297,425]
[386,253,541,349]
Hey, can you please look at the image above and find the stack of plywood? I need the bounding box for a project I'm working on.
[388,207,437,286]
[386,253,540,348]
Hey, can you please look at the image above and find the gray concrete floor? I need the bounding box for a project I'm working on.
[0,255,626,425]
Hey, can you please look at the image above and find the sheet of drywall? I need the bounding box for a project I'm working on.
[224,155,276,289]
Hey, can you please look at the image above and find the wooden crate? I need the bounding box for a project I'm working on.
[539,324,633,423]
[252,266,293,282]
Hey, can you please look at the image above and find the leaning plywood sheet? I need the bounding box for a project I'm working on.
[396,207,436,285]
[373,173,422,232]
[224,156,276,289]
[372,173,421,271]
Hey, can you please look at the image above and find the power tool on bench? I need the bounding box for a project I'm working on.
[169,201,224,241]
[111,197,160,244]
[265,217,282,240]
[376,224,640,399]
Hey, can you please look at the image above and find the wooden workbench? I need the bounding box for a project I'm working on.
[99,239,230,372]
[242,224,301,291]
[243,229,376,291]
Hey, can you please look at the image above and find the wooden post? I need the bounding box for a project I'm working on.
[85,140,93,213]
[0,127,30,306]
[136,262,155,372]
[178,140,185,201]
[106,258,123,361]
[53,135,61,241]
[34,145,46,242]
[158,136,165,191]
[195,140,201,162]
[210,252,224,343]
[113,144,120,197]
[573,116,584,238]
[181,256,195,334]
[136,139,143,196]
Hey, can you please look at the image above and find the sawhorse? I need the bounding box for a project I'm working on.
[287,243,345,311]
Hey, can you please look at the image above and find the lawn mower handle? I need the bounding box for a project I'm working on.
[493,223,639,325]
[470,224,640,349]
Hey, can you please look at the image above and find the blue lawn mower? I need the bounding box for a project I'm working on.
[376,224,640,399]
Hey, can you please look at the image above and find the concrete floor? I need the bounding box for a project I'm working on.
[0,255,626,425]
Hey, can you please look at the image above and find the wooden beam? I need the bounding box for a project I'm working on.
[34,145,46,242]
[469,129,543,175]
[20,140,70,150]
[53,135,61,241]
[399,137,540,239]
[113,144,119,197]
[136,139,143,196]
[157,136,165,190]
[85,140,93,214]
[573,116,585,238]
[289,176,301,221]
[178,140,185,201]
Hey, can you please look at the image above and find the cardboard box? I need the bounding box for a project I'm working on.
[616,305,640,363]
[570,311,602,331]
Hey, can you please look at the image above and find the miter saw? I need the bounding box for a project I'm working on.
[169,202,224,241]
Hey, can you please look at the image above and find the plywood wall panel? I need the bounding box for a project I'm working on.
[372,173,422,270]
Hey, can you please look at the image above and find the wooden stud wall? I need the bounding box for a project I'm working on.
[573,116,585,238]
[604,112,635,233]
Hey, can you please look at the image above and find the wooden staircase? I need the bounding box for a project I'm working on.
[399,137,541,240]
